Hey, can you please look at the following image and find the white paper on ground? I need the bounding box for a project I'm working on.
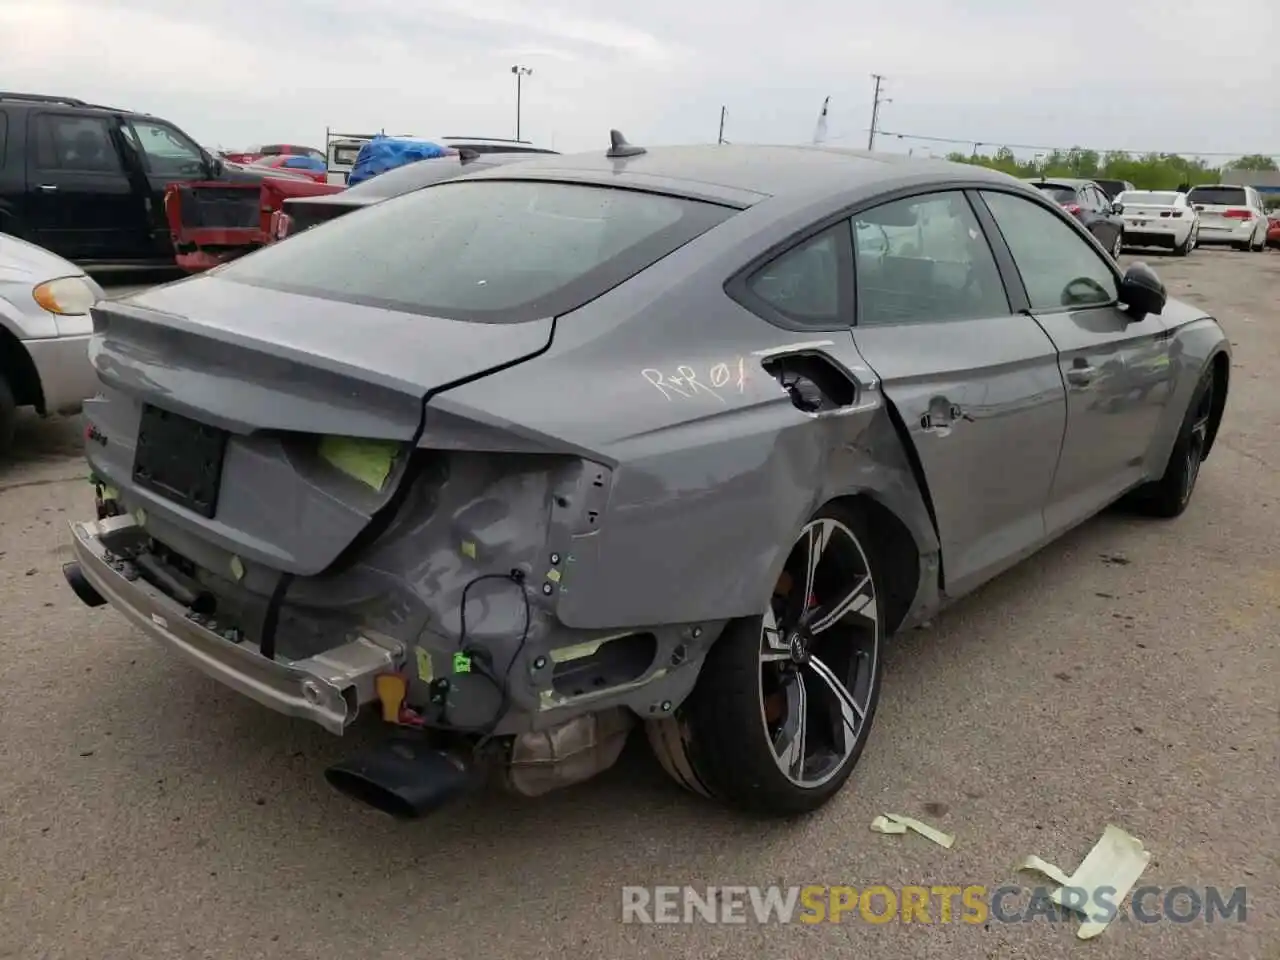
[871,813,955,848]
[870,815,907,835]
[1020,824,1152,940]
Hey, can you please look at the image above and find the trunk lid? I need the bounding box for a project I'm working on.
[85,275,553,575]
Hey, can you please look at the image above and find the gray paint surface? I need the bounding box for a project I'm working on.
[71,144,1230,737]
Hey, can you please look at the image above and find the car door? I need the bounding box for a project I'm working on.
[22,111,148,261]
[117,117,212,257]
[977,189,1176,535]
[844,189,1068,597]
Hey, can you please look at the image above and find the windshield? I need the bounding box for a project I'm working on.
[1034,184,1078,204]
[1187,186,1247,206]
[218,179,735,322]
[1121,191,1179,206]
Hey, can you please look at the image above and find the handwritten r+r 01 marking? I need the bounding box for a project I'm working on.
[642,359,749,402]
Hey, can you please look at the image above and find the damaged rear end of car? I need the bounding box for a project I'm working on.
[165,176,343,272]
[66,172,738,819]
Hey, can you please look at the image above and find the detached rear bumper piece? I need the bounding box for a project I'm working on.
[67,515,404,734]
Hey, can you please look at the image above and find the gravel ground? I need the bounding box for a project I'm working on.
[1,248,1276,960]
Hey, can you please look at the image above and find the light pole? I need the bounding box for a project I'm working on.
[511,65,532,141]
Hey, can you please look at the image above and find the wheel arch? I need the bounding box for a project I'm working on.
[819,491,924,637]
[0,324,45,412]
[1204,348,1229,457]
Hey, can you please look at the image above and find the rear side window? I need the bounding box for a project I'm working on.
[851,191,1010,325]
[1187,186,1247,206]
[980,191,1118,312]
[218,179,734,322]
[32,115,122,173]
[745,225,847,328]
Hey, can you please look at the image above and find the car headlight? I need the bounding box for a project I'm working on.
[32,276,98,316]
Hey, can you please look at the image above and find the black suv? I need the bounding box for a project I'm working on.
[0,91,293,269]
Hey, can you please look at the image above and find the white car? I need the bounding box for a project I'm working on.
[1185,184,1269,251]
[1115,189,1200,256]
[0,233,105,454]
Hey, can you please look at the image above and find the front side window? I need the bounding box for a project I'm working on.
[218,179,734,322]
[852,191,1010,325]
[33,115,121,173]
[980,191,1119,311]
[127,120,205,176]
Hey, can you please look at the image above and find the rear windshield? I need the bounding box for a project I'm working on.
[1121,191,1179,206]
[1033,184,1078,203]
[218,179,734,322]
[1187,186,1247,206]
[1093,180,1126,197]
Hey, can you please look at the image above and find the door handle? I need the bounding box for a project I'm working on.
[38,184,58,193]
[1066,365,1096,386]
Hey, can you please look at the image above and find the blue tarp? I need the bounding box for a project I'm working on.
[347,136,451,186]
[280,155,326,174]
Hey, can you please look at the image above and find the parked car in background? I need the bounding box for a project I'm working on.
[1024,177,1126,258]
[1093,178,1136,200]
[1266,207,1280,249]
[250,154,329,183]
[64,138,1230,822]
[0,91,322,271]
[0,232,104,453]
[221,144,325,165]
[1114,189,1200,255]
[1185,184,1268,251]
[271,150,538,240]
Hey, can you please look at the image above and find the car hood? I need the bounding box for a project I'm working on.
[0,232,88,284]
[218,161,315,185]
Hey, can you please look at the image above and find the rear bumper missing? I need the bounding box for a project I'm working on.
[67,515,404,734]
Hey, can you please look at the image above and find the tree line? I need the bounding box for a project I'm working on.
[945,147,1279,205]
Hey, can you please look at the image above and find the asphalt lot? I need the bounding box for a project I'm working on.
[2,248,1277,960]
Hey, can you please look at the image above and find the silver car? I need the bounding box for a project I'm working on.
[0,234,105,453]
[62,134,1230,820]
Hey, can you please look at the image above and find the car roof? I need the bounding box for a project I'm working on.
[294,151,533,207]
[456,143,1018,208]
[1024,177,1092,188]
[0,90,145,118]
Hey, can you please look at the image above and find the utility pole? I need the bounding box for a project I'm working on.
[718,106,727,144]
[511,65,533,141]
[867,73,888,151]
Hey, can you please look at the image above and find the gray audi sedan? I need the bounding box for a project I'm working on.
[64,133,1229,820]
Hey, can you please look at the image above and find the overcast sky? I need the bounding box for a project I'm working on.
[3,0,1276,161]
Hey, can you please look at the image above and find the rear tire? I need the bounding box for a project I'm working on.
[0,375,16,457]
[1110,231,1124,259]
[1250,228,1265,252]
[1173,227,1195,257]
[1129,365,1216,519]
[646,501,885,817]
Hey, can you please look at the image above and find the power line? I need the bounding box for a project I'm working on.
[875,129,1275,159]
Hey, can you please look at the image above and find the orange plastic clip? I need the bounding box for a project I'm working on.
[375,673,407,724]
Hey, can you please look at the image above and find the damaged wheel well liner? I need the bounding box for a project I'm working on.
[823,492,919,637]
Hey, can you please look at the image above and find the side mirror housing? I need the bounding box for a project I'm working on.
[1112,202,1124,215]
[1119,262,1166,318]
